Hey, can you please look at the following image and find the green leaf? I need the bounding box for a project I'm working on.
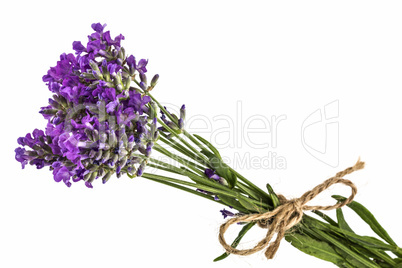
[333,195,398,247]
[336,208,355,233]
[285,232,345,266]
[217,194,248,213]
[335,208,397,266]
[312,210,339,227]
[194,134,222,159]
[266,183,280,208]
[312,228,380,268]
[304,215,398,252]
[236,194,264,213]
[213,222,256,262]
[200,149,214,159]
[334,246,372,268]
[205,154,237,189]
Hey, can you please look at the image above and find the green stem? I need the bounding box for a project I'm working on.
[158,134,208,166]
[141,173,249,213]
[230,169,271,201]
[182,130,271,202]
[157,118,209,162]
[153,143,205,176]
[141,173,221,204]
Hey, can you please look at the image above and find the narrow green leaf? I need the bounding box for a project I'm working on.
[304,215,398,252]
[380,260,398,267]
[266,183,280,208]
[312,228,380,268]
[285,232,345,266]
[334,246,373,268]
[236,182,263,202]
[336,208,355,233]
[333,195,398,247]
[200,149,214,159]
[351,244,396,267]
[236,194,263,213]
[217,194,248,212]
[213,222,256,261]
[206,154,237,189]
[194,134,222,159]
[312,211,339,227]
[335,208,397,266]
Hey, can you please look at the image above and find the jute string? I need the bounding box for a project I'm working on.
[218,158,365,260]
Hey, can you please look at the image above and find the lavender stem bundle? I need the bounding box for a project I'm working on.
[15,23,402,267]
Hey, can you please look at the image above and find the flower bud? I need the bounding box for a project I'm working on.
[111,153,119,165]
[97,168,105,178]
[118,149,128,160]
[99,132,107,143]
[39,108,58,115]
[98,50,113,60]
[117,156,128,171]
[83,172,92,182]
[138,145,146,155]
[127,165,136,176]
[102,171,112,184]
[150,117,157,137]
[127,135,134,151]
[49,98,62,110]
[180,104,186,120]
[95,150,103,161]
[153,131,159,141]
[150,74,159,87]
[149,101,157,119]
[89,150,97,159]
[101,81,115,88]
[108,130,116,146]
[145,142,153,157]
[121,47,126,60]
[89,60,100,72]
[53,95,67,108]
[84,129,94,141]
[136,161,146,177]
[124,76,131,89]
[102,150,111,163]
[178,118,184,130]
[139,81,147,91]
[93,70,104,80]
[140,72,147,84]
[80,72,96,79]
[87,171,98,185]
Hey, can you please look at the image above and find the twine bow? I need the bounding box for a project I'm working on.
[218,159,365,260]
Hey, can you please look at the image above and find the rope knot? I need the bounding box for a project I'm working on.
[218,158,365,260]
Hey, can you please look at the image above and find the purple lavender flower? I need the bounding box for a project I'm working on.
[15,148,29,169]
[103,31,125,48]
[91,23,107,33]
[72,41,86,54]
[220,208,235,219]
[128,92,151,115]
[126,55,148,74]
[205,169,221,181]
[16,23,158,188]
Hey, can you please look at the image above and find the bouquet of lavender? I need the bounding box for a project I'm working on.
[15,23,402,267]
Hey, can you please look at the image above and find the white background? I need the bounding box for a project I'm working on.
[1,1,402,267]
